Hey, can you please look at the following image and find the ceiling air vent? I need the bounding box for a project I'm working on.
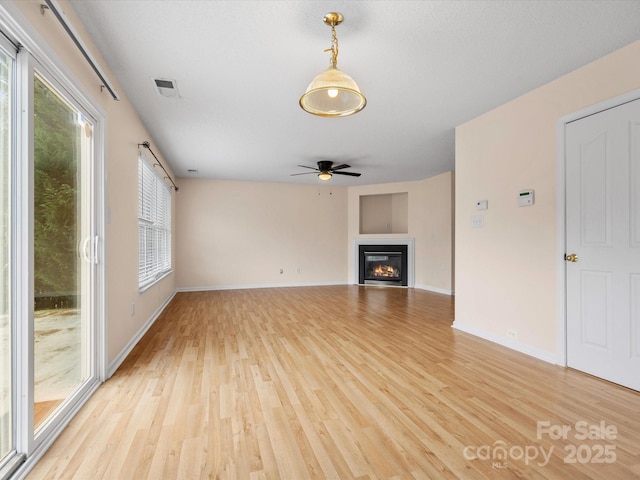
[153,78,180,98]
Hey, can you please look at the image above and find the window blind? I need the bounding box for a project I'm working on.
[138,153,171,288]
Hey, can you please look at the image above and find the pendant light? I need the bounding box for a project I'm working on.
[300,12,366,117]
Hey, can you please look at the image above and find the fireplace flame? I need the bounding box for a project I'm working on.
[372,264,399,278]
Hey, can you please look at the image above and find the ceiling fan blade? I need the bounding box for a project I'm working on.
[330,163,351,171]
[290,172,317,176]
[333,171,361,177]
[297,165,319,171]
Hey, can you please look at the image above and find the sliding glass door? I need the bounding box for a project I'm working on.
[0,39,13,466]
[0,25,104,474]
[32,73,94,433]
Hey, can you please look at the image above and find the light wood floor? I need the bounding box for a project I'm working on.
[27,286,640,479]
[34,399,63,429]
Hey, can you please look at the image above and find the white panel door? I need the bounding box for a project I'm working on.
[565,98,640,391]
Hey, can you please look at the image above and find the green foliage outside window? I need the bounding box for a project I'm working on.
[33,77,79,307]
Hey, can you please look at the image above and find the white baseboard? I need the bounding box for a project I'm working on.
[452,321,560,365]
[414,284,454,295]
[107,289,177,378]
[176,281,346,292]
[178,283,455,296]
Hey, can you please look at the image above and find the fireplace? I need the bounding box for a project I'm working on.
[358,244,408,286]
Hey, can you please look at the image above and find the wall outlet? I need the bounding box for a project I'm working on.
[507,329,518,340]
[279,268,283,274]
[471,215,484,228]
[296,267,301,274]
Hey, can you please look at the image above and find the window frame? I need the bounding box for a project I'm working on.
[138,152,172,291]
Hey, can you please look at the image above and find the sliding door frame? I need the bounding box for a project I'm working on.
[0,1,107,475]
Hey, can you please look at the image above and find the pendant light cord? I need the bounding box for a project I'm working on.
[324,25,339,67]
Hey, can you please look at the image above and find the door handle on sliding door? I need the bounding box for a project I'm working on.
[80,236,91,263]
[93,235,99,264]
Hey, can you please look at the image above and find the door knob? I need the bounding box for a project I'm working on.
[565,253,578,263]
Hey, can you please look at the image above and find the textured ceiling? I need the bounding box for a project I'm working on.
[68,0,640,186]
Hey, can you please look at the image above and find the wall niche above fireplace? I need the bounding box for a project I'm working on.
[359,192,408,234]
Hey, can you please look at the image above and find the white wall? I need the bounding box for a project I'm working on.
[175,179,348,289]
[455,40,640,360]
[347,172,455,294]
[177,174,454,294]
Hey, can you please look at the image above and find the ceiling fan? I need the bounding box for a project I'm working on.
[291,160,361,181]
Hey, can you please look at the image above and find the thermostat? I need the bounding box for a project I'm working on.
[518,190,534,206]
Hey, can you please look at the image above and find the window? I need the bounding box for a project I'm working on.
[138,153,172,289]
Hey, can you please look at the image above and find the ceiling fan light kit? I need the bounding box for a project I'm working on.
[300,12,366,117]
[291,160,361,181]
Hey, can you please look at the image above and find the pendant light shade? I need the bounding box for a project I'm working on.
[300,66,366,117]
[300,12,366,117]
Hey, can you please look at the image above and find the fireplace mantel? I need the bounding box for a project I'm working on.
[353,238,415,287]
